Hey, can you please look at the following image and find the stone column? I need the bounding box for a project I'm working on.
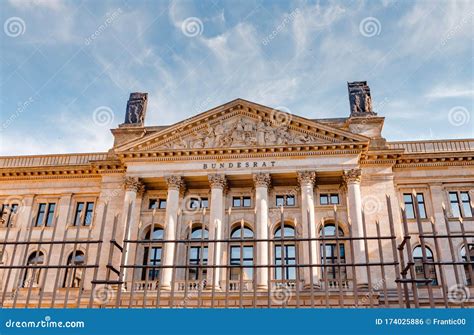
[121,177,144,286]
[253,173,271,291]
[343,168,368,288]
[207,174,226,290]
[161,175,184,291]
[297,171,320,288]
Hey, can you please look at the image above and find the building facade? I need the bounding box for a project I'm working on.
[0,82,473,308]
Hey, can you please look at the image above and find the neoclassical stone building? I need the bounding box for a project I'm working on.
[0,82,472,308]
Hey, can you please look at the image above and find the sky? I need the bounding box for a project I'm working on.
[0,0,473,156]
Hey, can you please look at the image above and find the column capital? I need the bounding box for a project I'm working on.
[123,176,145,193]
[297,171,316,187]
[165,175,185,192]
[253,173,271,188]
[343,168,361,184]
[208,174,227,189]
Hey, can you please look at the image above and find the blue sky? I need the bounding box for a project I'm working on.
[0,0,472,155]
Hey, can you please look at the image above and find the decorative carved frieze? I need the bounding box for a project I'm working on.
[343,168,362,184]
[123,177,145,193]
[163,116,320,150]
[165,175,185,192]
[297,171,316,186]
[208,174,227,189]
[253,173,271,188]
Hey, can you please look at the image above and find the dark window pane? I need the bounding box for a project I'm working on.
[286,195,295,206]
[232,197,241,207]
[158,199,167,209]
[74,203,84,226]
[243,197,251,207]
[46,203,56,226]
[36,203,46,226]
[148,199,158,209]
[449,192,458,202]
[201,198,209,208]
[84,202,94,225]
[330,194,339,204]
[276,196,284,207]
[320,194,329,205]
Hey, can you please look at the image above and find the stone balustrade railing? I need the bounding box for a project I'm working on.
[0,153,108,168]
[388,139,474,153]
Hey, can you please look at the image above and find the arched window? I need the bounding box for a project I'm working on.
[229,225,254,284]
[461,244,474,285]
[141,226,163,281]
[274,225,296,281]
[63,251,85,288]
[23,251,44,287]
[413,246,438,286]
[320,224,346,283]
[187,226,208,281]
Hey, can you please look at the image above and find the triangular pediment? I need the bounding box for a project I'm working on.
[115,99,369,152]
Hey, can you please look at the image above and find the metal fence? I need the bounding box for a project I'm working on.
[0,196,472,308]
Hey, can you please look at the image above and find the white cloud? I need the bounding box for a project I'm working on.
[8,0,65,11]
[425,85,474,99]
[292,2,347,55]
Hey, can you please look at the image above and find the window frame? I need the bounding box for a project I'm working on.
[274,225,297,281]
[141,226,164,281]
[275,194,296,207]
[448,191,473,219]
[187,226,209,281]
[402,193,427,220]
[73,201,95,226]
[232,196,252,208]
[413,245,438,286]
[35,202,57,227]
[0,202,19,227]
[319,193,340,206]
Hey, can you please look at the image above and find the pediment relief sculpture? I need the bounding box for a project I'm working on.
[162,116,322,150]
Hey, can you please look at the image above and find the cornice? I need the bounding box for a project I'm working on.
[116,142,368,163]
[393,152,474,168]
[0,160,125,181]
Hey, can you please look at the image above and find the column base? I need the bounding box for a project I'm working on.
[356,283,369,290]
[160,284,172,291]
[304,282,321,290]
[256,284,269,292]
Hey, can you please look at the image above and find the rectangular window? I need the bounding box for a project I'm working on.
[149,199,167,210]
[274,244,296,280]
[73,202,94,226]
[188,246,208,280]
[276,195,296,207]
[35,202,56,227]
[1,203,18,227]
[229,246,254,281]
[403,193,426,219]
[232,196,252,208]
[320,194,339,205]
[449,191,472,218]
[190,198,208,209]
